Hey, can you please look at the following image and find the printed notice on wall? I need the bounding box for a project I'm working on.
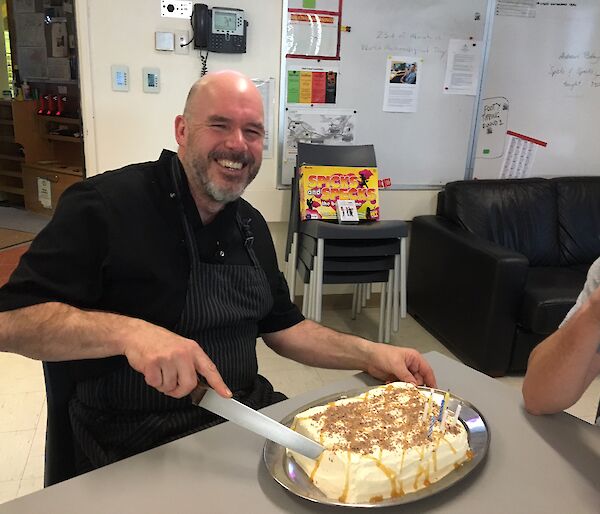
[383,56,420,112]
[500,131,547,178]
[37,177,52,209]
[252,78,275,159]
[443,39,483,96]
[286,11,339,58]
[287,66,339,104]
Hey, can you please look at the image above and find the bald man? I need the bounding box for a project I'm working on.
[0,71,435,478]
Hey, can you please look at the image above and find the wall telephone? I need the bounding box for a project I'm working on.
[193,4,247,53]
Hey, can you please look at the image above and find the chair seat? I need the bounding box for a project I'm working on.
[299,243,395,272]
[519,266,588,334]
[300,219,409,239]
[297,256,391,284]
[301,235,401,257]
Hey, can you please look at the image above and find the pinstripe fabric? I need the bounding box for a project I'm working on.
[69,158,277,470]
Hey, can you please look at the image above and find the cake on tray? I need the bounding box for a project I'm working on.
[287,382,472,504]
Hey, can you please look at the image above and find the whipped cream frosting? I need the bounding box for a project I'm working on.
[288,382,471,504]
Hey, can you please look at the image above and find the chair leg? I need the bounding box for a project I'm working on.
[385,270,393,343]
[378,281,386,342]
[309,257,317,320]
[287,233,298,302]
[366,283,371,300]
[393,252,400,332]
[401,237,407,318]
[351,284,358,320]
[315,238,324,323]
[357,284,363,314]
[361,283,368,307]
[302,283,309,316]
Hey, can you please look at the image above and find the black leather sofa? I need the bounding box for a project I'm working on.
[408,177,600,376]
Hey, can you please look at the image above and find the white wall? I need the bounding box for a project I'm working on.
[75,0,437,223]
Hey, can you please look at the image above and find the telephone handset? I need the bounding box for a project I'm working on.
[192,4,247,53]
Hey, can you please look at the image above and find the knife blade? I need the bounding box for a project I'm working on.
[191,387,324,459]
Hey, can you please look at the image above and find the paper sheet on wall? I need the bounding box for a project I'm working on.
[18,47,48,79]
[383,56,420,112]
[286,11,339,58]
[500,131,547,178]
[252,78,275,159]
[287,65,339,104]
[37,178,52,209]
[443,39,483,96]
[477,97,509,159]
[283,107,357,164]
[15,13,46,46]
[13,0,35,13]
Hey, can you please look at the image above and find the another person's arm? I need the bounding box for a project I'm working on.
[0,302,231,399]
[522,285,600,415]
[262,319,436,387]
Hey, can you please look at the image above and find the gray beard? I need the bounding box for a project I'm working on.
[191,158,258,204]
[202,177,245,203]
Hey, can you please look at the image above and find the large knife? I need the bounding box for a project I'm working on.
[191,386,324,459]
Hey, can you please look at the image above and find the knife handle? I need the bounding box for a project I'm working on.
[190,375,210,406]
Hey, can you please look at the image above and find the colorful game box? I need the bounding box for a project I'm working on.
[299,165,380,221]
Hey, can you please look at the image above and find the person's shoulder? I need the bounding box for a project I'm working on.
[238,198,267,225]
[86,150,173,193]
[587,257,600,282]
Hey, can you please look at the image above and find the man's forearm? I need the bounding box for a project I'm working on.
[263,319,373,371]
[522,301,600,414]
[0,302,133,361]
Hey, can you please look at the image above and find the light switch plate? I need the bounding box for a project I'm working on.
[160,1,192,19]
[111,65,129,92]
[142,67,160,93]
[155,31,175,51]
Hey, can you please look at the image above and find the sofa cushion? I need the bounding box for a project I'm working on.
[443,179,560,265]
[554,177,600,265]
[519,266,587,334]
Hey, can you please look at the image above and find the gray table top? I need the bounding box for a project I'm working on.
[1,352,598,513]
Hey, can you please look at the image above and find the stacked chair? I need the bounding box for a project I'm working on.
[285,143,409,342]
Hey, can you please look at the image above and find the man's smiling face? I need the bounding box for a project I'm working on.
[176,73,265,204]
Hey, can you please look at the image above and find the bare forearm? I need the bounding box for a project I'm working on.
[263,320,373,371]
[263,319,437,386]
[523,302,600,414]
[0,302,136,361]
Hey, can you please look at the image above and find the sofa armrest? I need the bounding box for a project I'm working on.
[408,215,529,376]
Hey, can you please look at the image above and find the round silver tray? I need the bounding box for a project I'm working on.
[264,385,490,508]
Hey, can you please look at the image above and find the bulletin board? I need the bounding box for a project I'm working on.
[278,0,488,187]
[473,0,600,179]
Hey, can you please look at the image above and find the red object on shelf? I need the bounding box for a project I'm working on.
[45,95,55,116]
[55,96,66,116]
[37,95,47,115]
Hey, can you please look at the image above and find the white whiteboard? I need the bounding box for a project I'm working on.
[279,0,487,187]
[474,1,600,179]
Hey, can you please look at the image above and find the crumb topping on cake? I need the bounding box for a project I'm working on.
[309,384,459,454]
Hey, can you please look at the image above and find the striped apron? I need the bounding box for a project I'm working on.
[69,158,285,472]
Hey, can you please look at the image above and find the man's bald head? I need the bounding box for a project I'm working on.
[183,70,263,120]
[174,70,265,212]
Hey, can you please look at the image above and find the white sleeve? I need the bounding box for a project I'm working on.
[561,257,600,326]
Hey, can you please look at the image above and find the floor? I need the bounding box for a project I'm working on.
[0,206,598,504]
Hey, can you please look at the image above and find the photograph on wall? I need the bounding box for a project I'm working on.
[383,56,420,112]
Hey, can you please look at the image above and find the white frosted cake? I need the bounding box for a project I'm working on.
[288,382,471,504]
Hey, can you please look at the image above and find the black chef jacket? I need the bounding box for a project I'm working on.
[0,150,304,367]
